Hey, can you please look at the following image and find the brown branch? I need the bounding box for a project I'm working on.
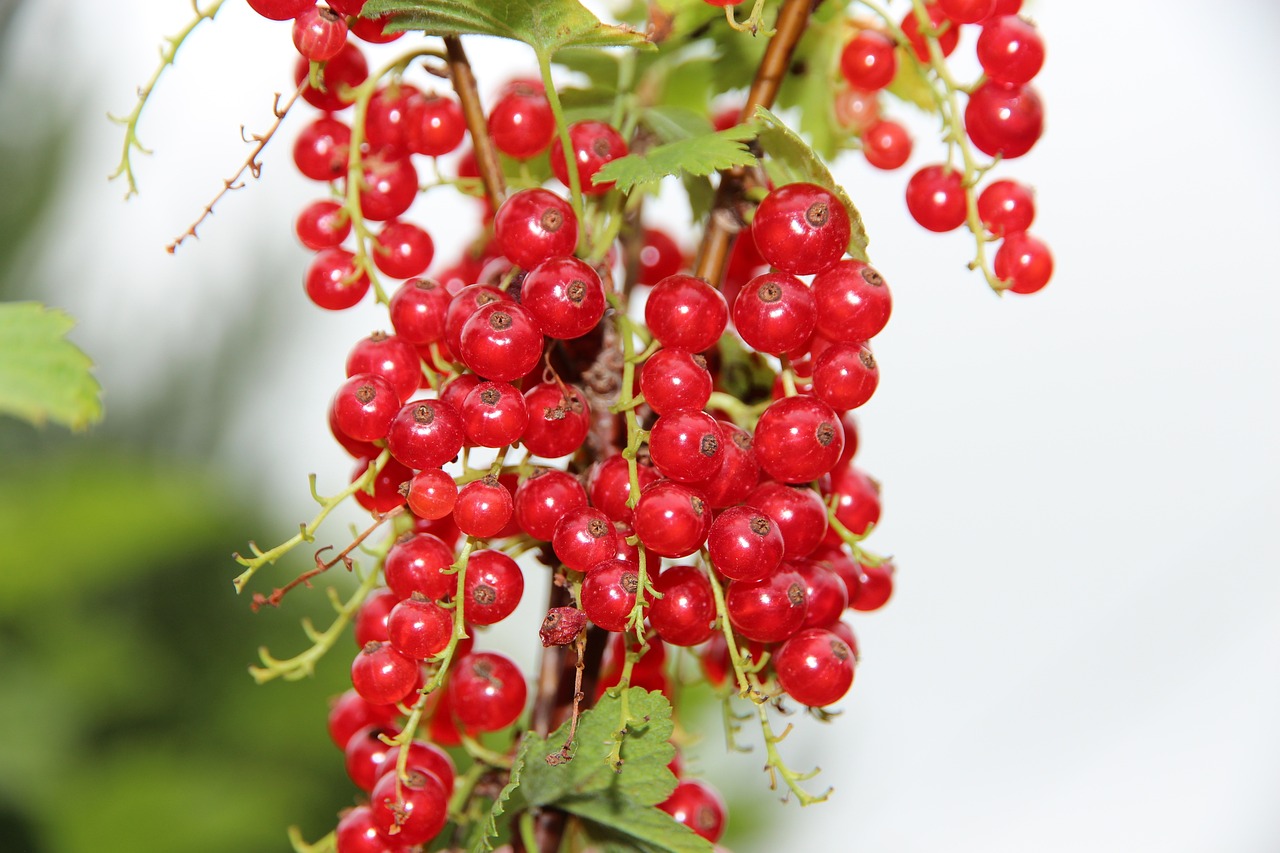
[693,0,817,284]
[167,83,304,254]
[443,35,506,210]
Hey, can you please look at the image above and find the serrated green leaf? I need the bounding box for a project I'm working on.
[564,793,713,853]
[365,0,652,56]
[886,47,941,113]
[595,126,757,195]
[751,107,870,262]
[681,173,715,224]
[0,302,102,431]
[475,734,533,851]
[641,106,714,144]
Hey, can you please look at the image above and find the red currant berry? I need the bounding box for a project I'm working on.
[813,342,880,411]
[581,558,640,632]
[633,480,710,559]
[549,120,628,196]
[292,7,348,63]
[746,482,829,559]
[247,0,310,20]
[513,469,588,541]
[939,0,996,24]
[295,199,350,250]
[293,116,351,181]
[453,476,514,539]
[354,588,398,647]
[294,42,368,112]
[977,178,1035,236]
[707,506,784,582]
[369,766,448,846]
[493,188,577,270]
[825,464,881,539]
[520,256,606,340]
[835,86,881,134]
[305,248,369,309]
[900,3,960,62]
[447,651,527,732]
[644,274,728,353]
[365,84,420,156]
[733,272,817,355]
[588,455,657,523]
[976,15,1045,85]
[995,232,1053,294]
[461,381,528,448]
[774,628,855,706]
[811,259,891,344]
[389,278,451,345]
[862,118,913,170]
[692,421,760,508]
[445,284,511,357]
[353,455,413,513]
[350,13,404,45]
[381,741,457,795]
[754,396,844,484]
[459,302,545,382]
[488,83,556,159]
[331,373,399,442]
[521,382,590,458]
[404,469,458,521]
[463,548,524,625]
[351,641,419,706]
[386,399,466,470]
[329,689,401,749]
[388,592,453,660]
[726,566,808,643]
[639,350,712,416]
[373,220,434,280]
[335,805,398,853]
[359,155,419,222]
[385,533,456,601]
[649,565,716,647]
[343,725,399,793]
[793,559,849,629]
[408,92,466,156]
[659,779,727,844]
[328,0,368,13]
[840,30,897,91]
[751,182,850,276]
[346,332,420,404]
[648,410,724,484]
[905,164,967,232]
[965,81,1044,159]
[638,228,684,285]
[553,507,619,572]
[849,560,895,611]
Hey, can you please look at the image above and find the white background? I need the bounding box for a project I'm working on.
[5,0,1279,850]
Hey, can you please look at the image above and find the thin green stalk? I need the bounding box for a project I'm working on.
[537,50,587,248]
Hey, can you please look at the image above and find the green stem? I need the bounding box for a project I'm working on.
[705,566,762,700]
[537,49,587,250]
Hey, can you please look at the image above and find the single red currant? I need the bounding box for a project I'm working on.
[328,689,401,749]
[513,469,588,541]
[389,278,451,346]
[306,248,369,310]
[445,284,511,358]
[588,454,658,523]
[995,232,1053,294]
[811,259,891,344]
[488,83,556,159]
[813,342,880,411]
[939,0,996,24]
[581,559,640,633]
[976,15,1045,85]
[453,476,514,539]
[385,533,456,601]
[725,566,808,643]
[747,482,829,559]
[521,382,590,458]
[404,469,458,521]
[408,92,467,156]
[977,178,1036,236]
[905,164,967,232]
[369,765,448,846]
[644,274,728,353]
[552,507,619,572]
[447,652,527,732]
[358,155,419,222]
[374,220,435,280]
[520,256,606,340]
[461,381,528,448]
[751,183,850,276]
[648,410,725,484]
[295,199,350,250]
[294,42,368,112]
[733,272,817,355]
[637,228,684,285]
[386,399,466,470]
[965,81,1044,159]
[774,628,855,707]
[292,7,348,62]
[849,560,895,611]
[293,116,351,181]
[549,120,628,195]
[365,83,420,156]
[353,455,413,513]
[707,506,784,582]
[793,559,849,629]
[692,421,760,508]
[754,396,844,484]
[346,332,420,404]
[639,350,712,416]
[492,188,578,270]
[388,592,453,660]
[649,565,716,647]
[351,641,419,706]
[633,480,710,559]
[840,30,897,91]
[458,301,545,382]
[462,548,524,625]
[862,119,913,170]
[659,780,727,844]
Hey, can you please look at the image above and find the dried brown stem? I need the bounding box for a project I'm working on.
[443,35,506,210]
[167,84,303,254]
[693,0,817,284]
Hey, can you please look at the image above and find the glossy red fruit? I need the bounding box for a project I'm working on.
[329,689,401,749]
[638,228,684,285]
[350,12,404,44]
[707,506,784,582]
[965,81,1044,159]
[295,199,349,250]
[746,482,829,559]
[459,301,544,381]
[977,179,1035,236]
[733,272,816,355]
[976,15,1045,85]
[900,3,960,62]
[294,42,368,112]
[352,455,412,513]
[863,119,913,170]
[659,779,727,844]
[381,740,457,794]
[448,652,527,732]
[292,7,348,62]
[351,641,419,706]
[488,83,556,159]
[346,332,421,404]
[793,559,849,628]
[639,349,712,416]
[633,480,710,559]
[840,30,897,91]
[644,274,728,353]
[354,588,398,647]
[389,278,451,346]
[248,0,311,20]
[995,232,1053,294]
[385,533,456,601]
[588,455,657,523]
[493,189,577,270]
[387,400,466,470]
[331,373,399,442]
[939,0,996,24]
[520,256,606,339]
[365,84,420,156]
[754,396,844,484]
[445,284,511,358]
[648,410,724,484]
[358,155,419,222]
[774,628,855,706]
[388,592,453,660]
[649,565,716,647]
[521,382,590,458]
[693,421,760,508]
[343,725,399,793]
[463,548,524,625]
[305,248,369,310]
[581,559,640,632]
[549,120,628,195]
[408,93,466,156]
[512,469,587,541]
[404,468,458,521]
[811,260,891,345]
[373,221,434,280]
[335,804,401,853]
[453,477,514,539]
[293,117,351,181]
[369,765,449,845]
[825,464,882,539]
[814,342,880,411]
[849,560,895,611]
[552,507,618,572]
[905,164,967,232]
[835,87,881,134]
[461,381,528,448]
[751,183,850,276]
[726,566,808,643]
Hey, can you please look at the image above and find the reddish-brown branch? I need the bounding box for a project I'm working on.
[444,35,506,210]
[694,0,816,284]
[168,84,304,254]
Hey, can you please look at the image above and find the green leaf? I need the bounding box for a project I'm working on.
[751,107,870,262]
[0,302,102,431]
[364,0,652,55]
[475,734,533,851]
[594,126,758,195]
[886,47,941,113]
[564,793,712,853]
[775,7,847,160]
[641,106,714,144]
[681,173,715,225]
